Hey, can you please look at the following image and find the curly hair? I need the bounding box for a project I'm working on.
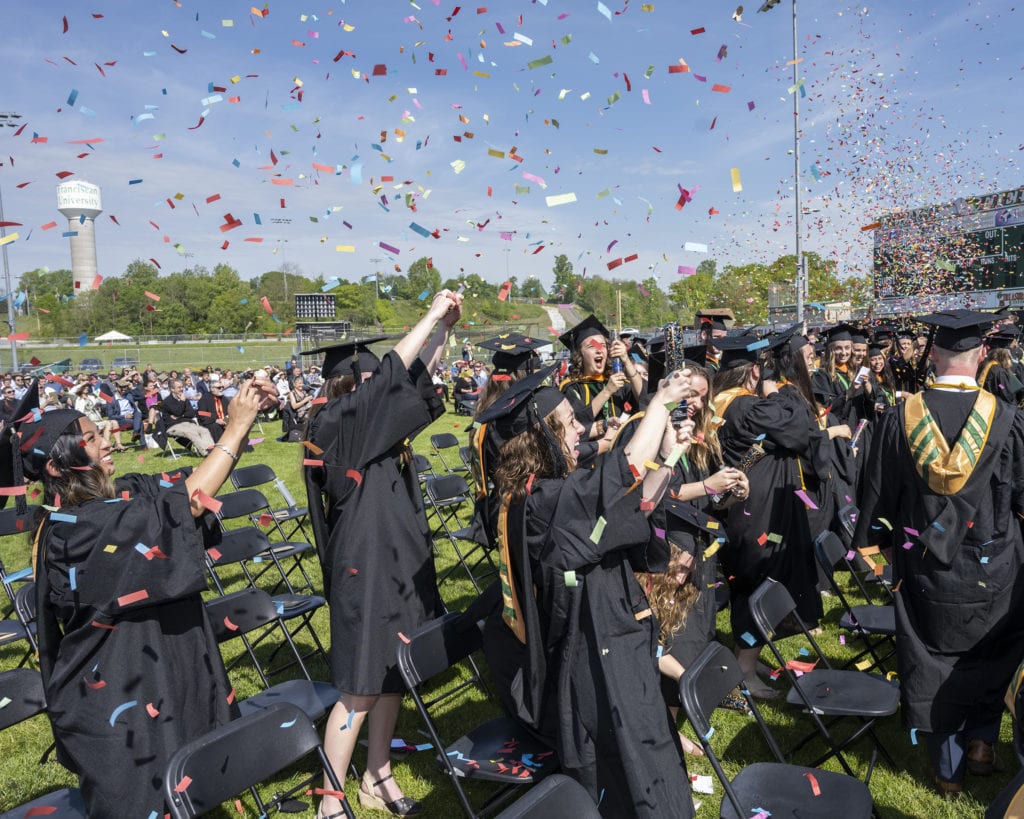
[38,419,116,509]
[636,545,700,646]
[568,346,611,381]
[493,409,575,505]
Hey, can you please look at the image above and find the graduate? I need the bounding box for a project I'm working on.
[854,309,1024,799]
[712,334,851,695]
[480,362,729,817]
[302,289,462,819]
[2,377,273,818]
[979,328,1024,406]
[558,315,643,440]
[810,323,871,424]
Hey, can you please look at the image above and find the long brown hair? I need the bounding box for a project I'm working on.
[712,361,756,394]
[493,409,575,505]
[637,545,699,645]
[567,346,611,381]
[40,420,116,508]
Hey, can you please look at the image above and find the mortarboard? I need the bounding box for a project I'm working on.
[916,309,997,352]
[714,334,768,369]
[619,327,640,339]
[476,363,564,446]
[304,336,390,381]
[696,312,729,333]
[558,315,610,352]
[768,323,810,355]
[850,332,868,346]
[986,323,1020,349]
[895,327,916,341]
[825,323,856,344]
[476,332,545,374]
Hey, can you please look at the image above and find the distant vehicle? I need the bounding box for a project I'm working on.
[79,357,103,372]
[23,358,72,376]
[112,356,137,370]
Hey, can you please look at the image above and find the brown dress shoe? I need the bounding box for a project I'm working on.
[928,767,964,800]
[966,739,997,776]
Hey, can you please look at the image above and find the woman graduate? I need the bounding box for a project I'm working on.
[558,314,643,440]
[712,334,849,695]
[480,362,737,817]
[302,289,462,819]
[4,377,273,818]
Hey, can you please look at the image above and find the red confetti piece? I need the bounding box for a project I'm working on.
[84,677,106,690]
[192,489,223,513]
[757,532,769,546]
[397,631,411,645]
[345,469,363,486]
[146,702,160,718]
[226,688,235,704]
[173,776,192,793]
[223,616,239,632]
[526,473,535,495]
[804,772,821,796]
[690,27,705,35]
[207,548,222,562]
[303,458,324,467]
[258,513,274,526]
[117,589,149,607]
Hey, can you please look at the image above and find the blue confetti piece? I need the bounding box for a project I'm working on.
[232,158,240,168]
[702,726,715,741]
[134,543,150,556]
[129,179,143,185]
[745,338,770,351]
[799,647,809,656]
[754,433,766,441]
[109,700,138,726]
[67,89,79,106]
[253,213,262,226]
[656,645,664,658]
[6,568,31,583]
[740,631,757,646]
[69,567,77,590]
[932,521,946,532]
[50,512,77,523]
[910,728,919,746]
[980,556,990,564]
[417,289,430,301]
[342,710,355,730]
[159,480,174,488]
[79,106,96,117]
[414,743,432,751]
[279,717,297,728]
[321,278,341,292]
[409,222,431,238]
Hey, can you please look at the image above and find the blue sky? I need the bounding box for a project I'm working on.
[0,0,1020,296]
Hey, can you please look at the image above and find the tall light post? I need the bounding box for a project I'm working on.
[368,256,383,300]
[0,111,21,370]
[758,0,805,321]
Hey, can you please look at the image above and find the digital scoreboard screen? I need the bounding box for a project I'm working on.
[873,186,1024,299]
[294,293,336,320]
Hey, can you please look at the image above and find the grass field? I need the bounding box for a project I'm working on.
[0,404,1013,818]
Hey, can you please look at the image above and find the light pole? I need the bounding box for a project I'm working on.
[0,111,21,370]
[368,257,382,300]
[758,0,804,321]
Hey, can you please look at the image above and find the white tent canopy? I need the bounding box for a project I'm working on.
[94,330,132,342]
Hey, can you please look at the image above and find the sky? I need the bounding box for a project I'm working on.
[0,0,1021,298]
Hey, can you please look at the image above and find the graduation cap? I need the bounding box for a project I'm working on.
[304,336,390,381]
[696,313,729,333]
[715,334,769,369]
[0,380,85,512]
[475,364,569,473]
[850,331,868,346]
[619,327,640,339]
[475,332,545,375]
[647,344,707,393]
[986,324,1020,349]
[916,309,997,352]
[867,345,884,358]
[768,323,810,355]
[558,315,610,352]
[871,325,895,344]
[895,326,916,341]
[825,323,856,344]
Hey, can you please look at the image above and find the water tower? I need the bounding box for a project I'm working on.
[56,180,103,293]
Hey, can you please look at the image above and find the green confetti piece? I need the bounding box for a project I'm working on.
[663,443,685,468]
[766,533,783,544]
[527,55,554,70]
[590,516,607,544]
[878,517,893,531]
[607,91,621,105]
[564,570,578,587]
[664,401,678,411]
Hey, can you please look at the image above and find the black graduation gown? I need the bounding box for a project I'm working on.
[35,473,233,819]
[303,352,443,695]
[853,388,1024,733]
[983,363,1024,406]
[717,392,823,642]
[484,452,692,818]
[560,376,637,437]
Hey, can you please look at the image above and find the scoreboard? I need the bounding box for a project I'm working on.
[294,293,337,320]
[873,186,1024,300]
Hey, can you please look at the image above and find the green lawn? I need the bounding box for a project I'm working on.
[0,406,1011,817]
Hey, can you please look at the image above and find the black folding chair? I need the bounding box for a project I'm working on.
[424,475,496,593]
[164,702,355,819]
[206,528,328,678]
[0,668,86,818]
[838,503,892,589]
[0,561,35,664]
[412,452,436,490]
[215,489,316,595]
[680,641,874,819]
[814,531,896,672]
[204,588,337,720]
[397,612,558,819]
[431,432,470,475]
[229,463,311,542]
[749,578,899,783]
[492,774,600,818]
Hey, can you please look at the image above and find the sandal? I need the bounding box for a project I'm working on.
[317,805,346,819]
[359,774,422,816]
[719,686,752,714]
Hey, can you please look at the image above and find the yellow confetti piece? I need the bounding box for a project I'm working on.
[704,540,722,558]
[473,71,491,78]
[488,148,506,159]
[855,658,873,671]
[103,544,118,553]
[642,3,655,9]
[545,192,577,207]
[730,167,742,193]
[706,520,719,530]
[593,148,608,155]
[590,516,607,544]
[335,245,355,252]
[222,19,234,27]
[0,233,19,247]
[643,460,661,471]
[450,159,466,174]
[878,518,893,531]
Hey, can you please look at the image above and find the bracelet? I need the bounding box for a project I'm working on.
[212,443,239,460]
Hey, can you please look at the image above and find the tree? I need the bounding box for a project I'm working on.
[406,257,441,299]
[668,259,717,320]
[551,254,577,300]
[520,275,546,299]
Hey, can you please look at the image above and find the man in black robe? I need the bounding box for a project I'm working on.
[854,309,1024,798]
